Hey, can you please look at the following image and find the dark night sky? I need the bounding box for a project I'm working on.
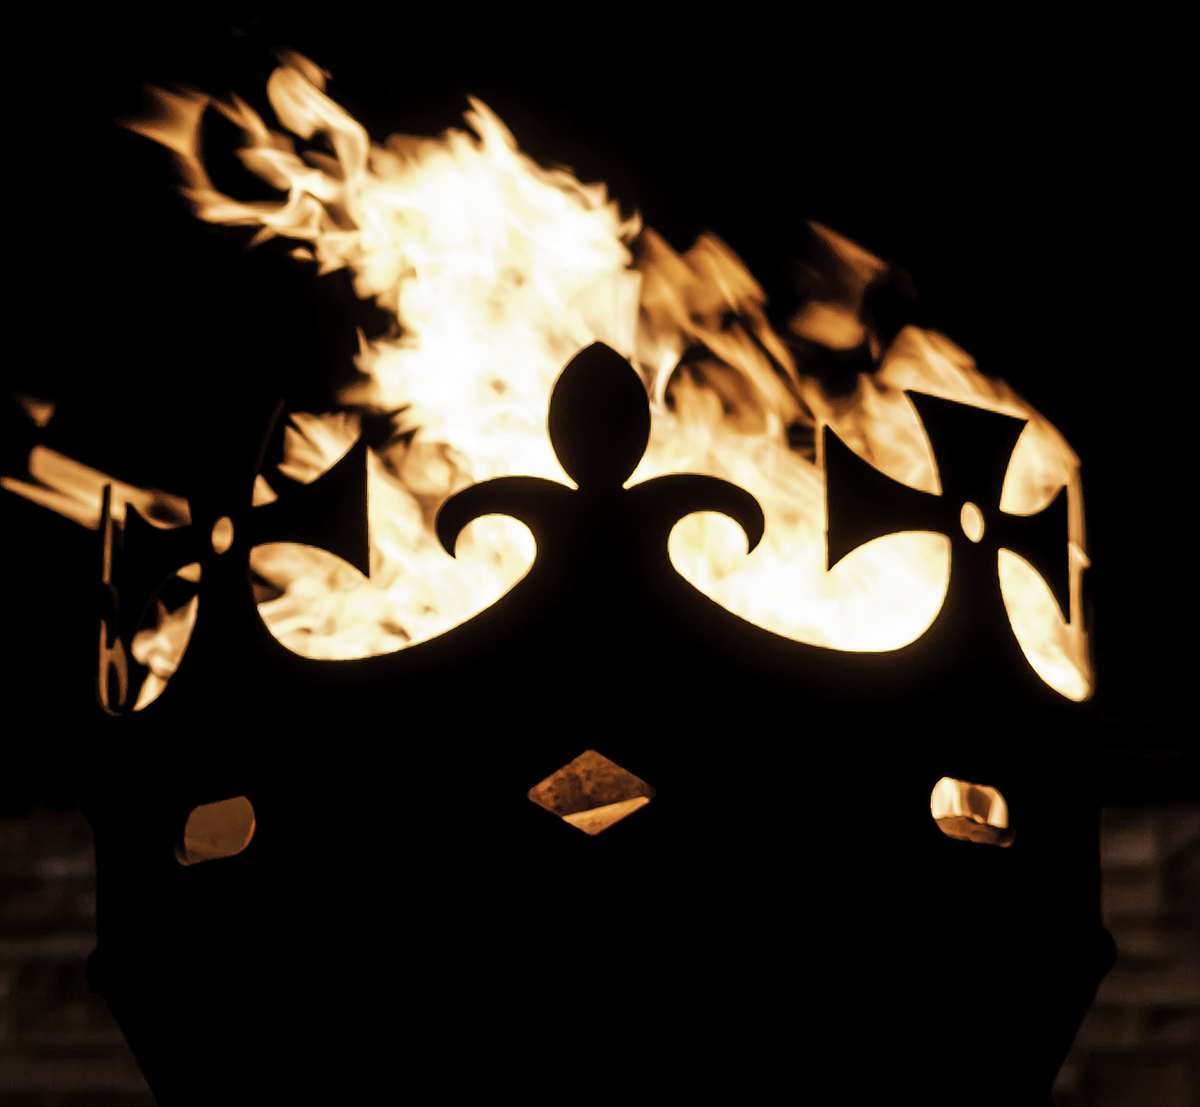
[3,9,1192,809]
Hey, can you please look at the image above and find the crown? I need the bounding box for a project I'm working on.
[65,340,1112,1103]
[6,52,1111,1100]
[88,339,1078,719]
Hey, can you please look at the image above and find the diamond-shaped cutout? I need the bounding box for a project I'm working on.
[528,750,655,836]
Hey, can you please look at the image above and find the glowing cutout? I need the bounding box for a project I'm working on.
[931,777,1014,847]
[959,501,984,542]
[999,548,1090,703]
[175,796,256,865]
[211,516,234,554]
[528,750,655,836]
[130,591,199,711]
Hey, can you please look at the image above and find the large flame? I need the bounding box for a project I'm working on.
[6,52,1091,701]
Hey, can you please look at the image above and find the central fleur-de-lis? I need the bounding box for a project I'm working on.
[436,342,765,603]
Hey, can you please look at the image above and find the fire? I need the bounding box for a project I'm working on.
[5,51,1091,702]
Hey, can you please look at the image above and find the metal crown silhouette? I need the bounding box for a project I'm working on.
[97,341,1076,714]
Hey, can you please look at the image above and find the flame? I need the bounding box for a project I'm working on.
[131,593,199,710]
[4,53,1091,701]
[2,446,189,530]
[931,776,1009,828]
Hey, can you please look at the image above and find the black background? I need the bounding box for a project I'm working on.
[3,8,1191,810]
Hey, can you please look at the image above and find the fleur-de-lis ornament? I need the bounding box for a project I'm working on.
[436,341,765,631]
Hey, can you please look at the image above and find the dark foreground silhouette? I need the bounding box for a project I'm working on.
[81,343,1112,1104]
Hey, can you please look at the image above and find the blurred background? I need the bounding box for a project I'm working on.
[2,7,1193,1104]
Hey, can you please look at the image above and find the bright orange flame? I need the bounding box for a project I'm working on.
[3,52,1091,701]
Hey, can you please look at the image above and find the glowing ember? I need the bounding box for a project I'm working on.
[4,51,1091,702]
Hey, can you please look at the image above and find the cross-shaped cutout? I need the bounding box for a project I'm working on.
[824,391,1070,675]
[97,404,369,715]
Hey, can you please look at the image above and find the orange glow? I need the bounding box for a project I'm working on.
[2,447,189,531]
[210,517,234,554]
[528,750,655,836]
[931,777,1015,848]
[13,392,55,428]
[2,52,1092,701]
[174,796,256,865]
[131,594,199,711]
[563,798,652,836]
